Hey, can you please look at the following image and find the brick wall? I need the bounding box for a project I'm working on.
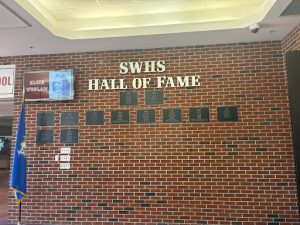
[282,23,300,51]
[1,41,299,225]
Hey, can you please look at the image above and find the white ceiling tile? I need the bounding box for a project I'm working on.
[37,0,65,10]
[61,0,99,9]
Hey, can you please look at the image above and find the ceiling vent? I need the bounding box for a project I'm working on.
[281,0,300,16]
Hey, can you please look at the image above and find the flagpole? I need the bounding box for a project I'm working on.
[17,85,25,225]
[17,201,22,225]
[18,82,25,225]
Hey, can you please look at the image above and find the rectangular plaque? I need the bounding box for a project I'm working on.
[36,130,54,144]
[137,109,155,124]
[111,110,130,124]
[61,112,79,125]
[217,106,238,122]
[163,108,182,123]
[120,92,138,106]
[86,111,104,125]
[37,112,54,126]
[145,90,164,105]
[60,129,78,144]
[189,107,209,122]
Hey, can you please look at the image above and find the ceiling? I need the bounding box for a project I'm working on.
[15,0,276,39]
[0,0,300,121]
[0,0,299,57]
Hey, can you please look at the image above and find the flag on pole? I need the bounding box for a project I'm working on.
[10,102,27,202]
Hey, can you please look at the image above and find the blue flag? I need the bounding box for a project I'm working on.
[10,103,27,202]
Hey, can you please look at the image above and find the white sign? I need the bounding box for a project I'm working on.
[60,163,70,170]
[60,147,71,154]
[88,60,200,90]
[119,60,166,74]
[0,65,15,99]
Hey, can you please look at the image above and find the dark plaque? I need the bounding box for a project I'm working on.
[145,90,164,105]
[61,129,78,144]
[61,112,79,125]
[217,106,238,122]
[111,110,130,124]
[36,130,54,144]
[120,92,138,106]
[163,108,182,123]
[189,107,210,122]
[86,111,104,125]
[137,109,155,124]
[37,112,54,126]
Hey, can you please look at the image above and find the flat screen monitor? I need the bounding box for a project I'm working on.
[24,69,74,101]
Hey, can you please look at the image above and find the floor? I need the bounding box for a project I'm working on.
[0,170,9,225]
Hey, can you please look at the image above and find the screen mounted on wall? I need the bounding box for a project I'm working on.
[24,70,74,101]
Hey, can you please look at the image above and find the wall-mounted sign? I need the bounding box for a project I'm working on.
[145,90,164,105]
[88,60,200,90]
[36,130,54,144]
[111,110,130,124]
[24,70,74,101]
[37,112,54,126]
[0,65,15,99]
[120,91,138,106]
[217,106,238,122]
[163,108,182,123]
[86,111,104,125]
[137,109,155,124]
[189,107,210,122]
[60,129,78,144]
[61,112,79,126]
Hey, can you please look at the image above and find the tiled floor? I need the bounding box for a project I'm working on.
[0,170,9,225]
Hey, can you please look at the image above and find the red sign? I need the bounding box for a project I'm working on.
[24,72,49,100]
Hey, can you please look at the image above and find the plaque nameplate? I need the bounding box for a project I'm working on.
[111,110,130,124]
[137,109,155,124]
[163,108,182,123]
[36,130,54,144]
[61,129,78,144]
[189,107,209,122]
[86,111,104,125]
[37,112,54,126]
[145,90,164,105]
[217,106,238,122]
[120,92,138,106]
[61,112,79,125]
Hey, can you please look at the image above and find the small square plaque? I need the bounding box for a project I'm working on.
[61,129,78,144]
[163,108,182,123]
[137,109,155,124]
[189,107,210,122]
[111,110,130,124]
[145,90,164,105]
[36,130,54,144]
[217,106,238,122]
[86,111,104,125]
[37,112,54,126]
[120,92,138,106]
[61,112,79,125]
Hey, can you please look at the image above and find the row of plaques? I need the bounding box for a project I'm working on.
[120,90,164,106]
[36,107,238,144]
[36,129,78,144]
[37,106,238,126]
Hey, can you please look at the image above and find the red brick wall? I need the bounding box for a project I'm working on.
[282,23,300,51]
[1,42,299,225]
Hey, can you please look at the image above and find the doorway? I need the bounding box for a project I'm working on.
[0,116,13,224]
